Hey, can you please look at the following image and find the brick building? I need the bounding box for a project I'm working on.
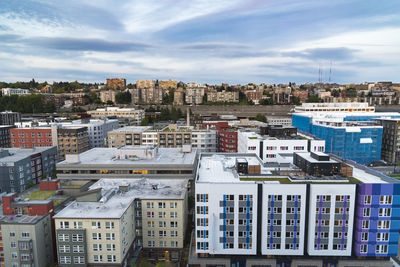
[106,78,126,90]
[10,127,54,148]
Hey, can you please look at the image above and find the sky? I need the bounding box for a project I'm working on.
[0,0,399,84]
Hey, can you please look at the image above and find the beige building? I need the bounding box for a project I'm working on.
[106,78,126,90]
[100,90,117,103]
[56,126,90,161]
[107,126,152,147]
[207,90,239,103]
[54,178,188,266]
[87,107,145,125]
[173,88,184,106]
[136,80,155,89]
[186,87,205,105]
[1,214,54,267]
[158,80,178,90]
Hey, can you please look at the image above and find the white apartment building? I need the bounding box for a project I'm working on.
[1,88,30,96]
[87,107,145,125]
[54,178,188,266]
[294,102,375,113]
[60,119,119,148]
[267,117,292,126]
[238,131,325,163]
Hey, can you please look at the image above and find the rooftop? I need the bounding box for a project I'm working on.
[196,153,390,185]
[110,126,153,133]
[0,214,45,224]
[0,147,55,166]
[54,178,187,219]
[58,146,197,166]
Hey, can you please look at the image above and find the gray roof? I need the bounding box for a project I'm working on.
[0,147,56,166]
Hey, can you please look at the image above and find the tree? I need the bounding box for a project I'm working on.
[255,113,267,123]
[106,100,114,105]
[306,96,321,103]
[141,117,149,126]
[293,96,301,105]
[115,91,131,104]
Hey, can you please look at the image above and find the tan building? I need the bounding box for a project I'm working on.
[173,88,184,106]
[1,213,54,267]
[186,87,205,105]
[100,90,116,103]
[106,78,126,90]
[54,178,188,266]
[107,126,152,147]
[88,107,145,125]
[136,80,155,89]
[207,90,239,103]
[56,126,90,161]
[158,80,178,90]
[141,87,164,104]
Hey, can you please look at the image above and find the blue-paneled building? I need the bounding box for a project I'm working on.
[292,113,390,164]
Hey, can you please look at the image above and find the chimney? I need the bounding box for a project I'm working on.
[186,107,190,127]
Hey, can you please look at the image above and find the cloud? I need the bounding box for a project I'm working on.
[282,47,358,61]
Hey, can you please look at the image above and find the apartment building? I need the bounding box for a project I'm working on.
[10,127,54,148]
[1,88,30,96]
[238,130,325,163]
[107,125,217,152]
[377,118,400,164]
[207,90,239,103]
[56,126,89,161]
[60,119,119,148]
[99,90,116,103]
[0,147,57,193]
[202,121,238,152]
[0,125,15,147]
[106,78,126,90]
[294,102,375,113]
[0,213,54,267]
[173,88,184,105]
[56,145,197,181]
[158,80,178,90]
[87,107,145,126]
[186,87,205,105]
[54,178,188,266]
[0,111,21,125]
[189,153,399,267]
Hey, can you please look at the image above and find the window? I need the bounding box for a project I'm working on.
[378,220,390,229]
[361,232,369,241]
[147,230,154,237]
[196,194,208,203]
[158,202,166,208]
[107,255,116,263]
[58,234,69,242]
[363,208,371,217]
[376,244,388,254]
[10,232,16,237]
[196,206,209,214]
[105,221,115,229]
[74,221,83,229]
[170,211,178,218]
[12,252,18,259]
[170,221,178,228]
[106,244,116,251]
[148,240,155,247]
[171,230,178,237]
[92,233,101,240]
[159,230,167,237]
[380,195,392,205]
[92,221,101,229]
[21,232,30,237]
[74,256,85,264]
[146,202,154,208]
[147,211,154,218]
[147,221,155,227]
[60,256,71,264]
[93,255,103,262]
[72,234,83,242]
[159,240,167,247]
[60,221,70,229]
[362,220,370,229]
[364,195,371,204]
[73,245,84,253]
[106,233,115,240]
[93,244,102,251]
[159,212,166,218]
[11,241,16,248]
[59,245,70,253]
[171,241,179,247]
[159,221,166,227]
[379,208,391,217]
[377,232,389,242]
[360,244,368,254]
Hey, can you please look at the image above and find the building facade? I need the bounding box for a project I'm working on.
[1,88,30,96]
[0,125,15,147]
[99,90,116,103]
[186,87,205,105]
[0,111,21,125]
[56,126,90,161]
[207,90,239,103]
[377,118,400,164]
[0,147,57,193]
[87,107,145,126]
[106,78,126,90]
[10,127,54,148]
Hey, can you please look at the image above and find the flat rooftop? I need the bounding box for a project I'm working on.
[110,126,153,133]
[197,153,391,184]
[0,147,55,165]
[54,178,187,219]
[0,212,45,224]
[57,146,197,166]
[295,152,338,163]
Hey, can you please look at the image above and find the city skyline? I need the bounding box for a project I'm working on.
[0,0,399,84]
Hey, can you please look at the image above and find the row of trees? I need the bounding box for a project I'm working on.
[0,95,56,113]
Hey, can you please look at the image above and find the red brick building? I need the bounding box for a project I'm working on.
[202,121,238,152]
[2,193,54,216]
[10,127,53,148]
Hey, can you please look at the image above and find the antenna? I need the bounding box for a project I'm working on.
[329,61,332,83]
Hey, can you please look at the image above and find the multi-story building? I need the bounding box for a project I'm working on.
[87,107,145,126]
[294,102,375,113]
[10,127,54,148]
[202,121,238,152]
[107,125,217,152]
[0,125,15,147]
[0,213,54,267]
[186,87,205,105]
[60,119,119,148]
[56,126,90,161]
[0,111,21,125]
[158,80,178,90]
[238,130,325,163]
[54,178,188,266]
[106,78,126,90]
[56,145,197,181]
[173,88,184,105]
[99,90,116,103]
[292,89,308,103]
[141,87,164,104]
[1,88,30,96]
[377,118,400,164]
[245,90,262,104]
[207,90,239,103]
[189,152,399,267]
[0,146,57,193]
[267,117,292,126]
[136,80,155,89]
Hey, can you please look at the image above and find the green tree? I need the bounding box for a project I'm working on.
[306,96,321,103]
[255,113,267,123]
[115,91,131,104]
[141,117,149,126]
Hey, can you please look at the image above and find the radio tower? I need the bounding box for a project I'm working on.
[329,61,332,83]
